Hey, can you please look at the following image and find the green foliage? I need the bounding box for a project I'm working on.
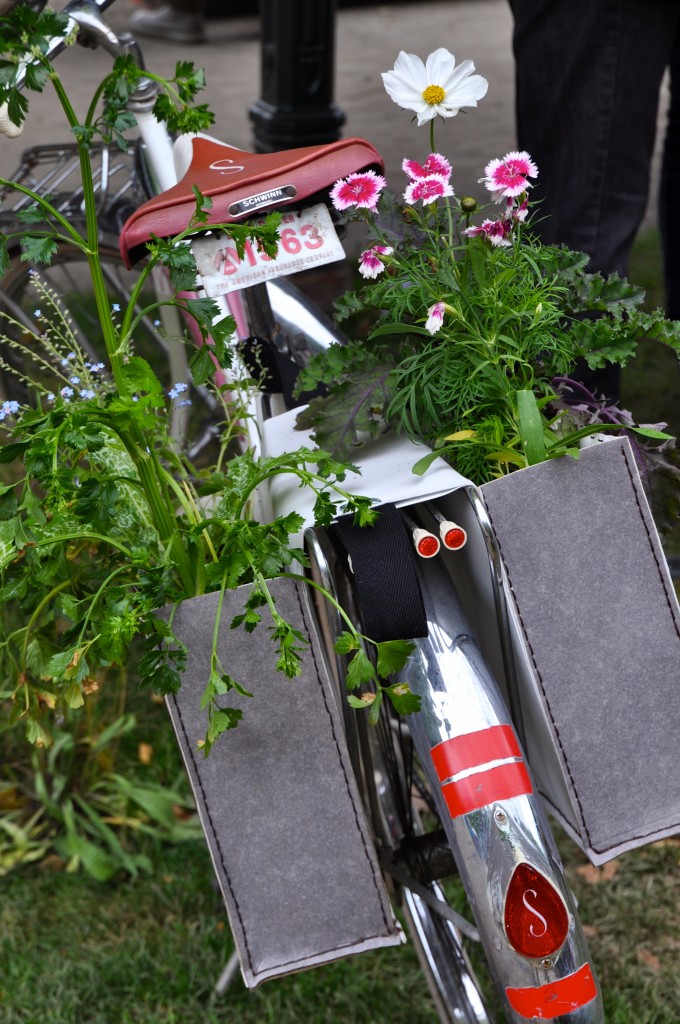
[297,354,397,458]
[335,631,419,724]
[0,6,71,127]
[299,179,680,483]
[0,4,388,777]
[20,234,58,265]
[0,683,201,880]
[0,385,378,749]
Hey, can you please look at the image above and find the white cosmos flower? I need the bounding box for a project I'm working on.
[382,49,488,126]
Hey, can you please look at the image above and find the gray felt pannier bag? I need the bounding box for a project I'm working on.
[419,435,680,867]
[163,579,402,988]
[476,436,680,865]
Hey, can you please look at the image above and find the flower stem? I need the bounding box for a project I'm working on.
[0,180,88,248]
[21,578,71,670]
[280,571,368,643]
[48,73,198,594]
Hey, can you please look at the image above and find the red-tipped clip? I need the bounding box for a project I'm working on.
[412,527,440,558]
[439,521,467,551]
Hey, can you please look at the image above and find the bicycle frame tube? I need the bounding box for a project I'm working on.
[133,110,177,193]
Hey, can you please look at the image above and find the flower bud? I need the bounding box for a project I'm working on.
[460,196,478,213]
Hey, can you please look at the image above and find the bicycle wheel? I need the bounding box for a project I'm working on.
[0,239,222,462]
[305,526,494,1024]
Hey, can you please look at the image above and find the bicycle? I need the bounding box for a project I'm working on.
[0,2,607,1021]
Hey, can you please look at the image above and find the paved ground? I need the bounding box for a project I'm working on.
[0,0,667,238]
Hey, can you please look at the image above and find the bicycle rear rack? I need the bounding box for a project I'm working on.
[0,141,143,235]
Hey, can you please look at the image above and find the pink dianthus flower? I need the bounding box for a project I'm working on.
[402,153,452,181]
[425,301,446,335]
[464,218,513,247]
[330,170,387,211]
[480,150,538,200]
[358,245,394,279]
[506,196,529,222]
[404,174,454,206]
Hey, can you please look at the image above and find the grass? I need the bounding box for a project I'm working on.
[2,772,680,1023]
[624,228,680,564]
[561,835,680,1023]
[0,837,441,1024]
[624,227,680,438]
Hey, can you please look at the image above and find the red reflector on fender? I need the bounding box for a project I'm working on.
[504,863,569,958]
[444,527,466,549]
[506,963,597,1019]
[418,535,439,557]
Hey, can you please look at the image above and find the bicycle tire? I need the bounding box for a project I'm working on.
[305,525,494,1024]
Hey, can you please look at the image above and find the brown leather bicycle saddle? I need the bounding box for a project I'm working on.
[119,134,384,267]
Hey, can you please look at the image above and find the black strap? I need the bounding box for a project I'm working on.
[332,503,428,642]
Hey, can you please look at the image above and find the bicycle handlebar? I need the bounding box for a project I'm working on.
[11,0,121,88]
[0,0,148,137]
[0,101,23,135]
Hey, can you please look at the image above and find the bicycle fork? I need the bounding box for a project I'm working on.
[406,554,604,1024]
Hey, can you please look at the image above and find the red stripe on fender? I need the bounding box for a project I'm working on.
[440,760,532,818]
[506,963,597,1019]
[431,724,522,782]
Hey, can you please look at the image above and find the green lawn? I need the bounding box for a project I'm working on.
[624,229,680,564]
[2,782,680,1023]
[624,227,680,438]
[0,838,442,1024]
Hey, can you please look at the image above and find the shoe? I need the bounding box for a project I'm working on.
[129,4,206,44]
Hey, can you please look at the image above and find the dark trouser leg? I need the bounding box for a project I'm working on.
[659,23,680,319]
[509,0,680,399]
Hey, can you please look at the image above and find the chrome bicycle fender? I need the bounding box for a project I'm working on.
[267,276,347,358]
[405,555,604,1024]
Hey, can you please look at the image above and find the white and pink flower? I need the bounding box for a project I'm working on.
[402,153,452,181]
[358,245,394,279]
[464,218,513,247]
[507,196,529,222]
[330,169,388,211]
[480,151,538,200]
[425,301,446,334]
[404,174,454,206]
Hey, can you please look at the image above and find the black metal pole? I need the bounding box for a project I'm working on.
[249,0,346,152]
